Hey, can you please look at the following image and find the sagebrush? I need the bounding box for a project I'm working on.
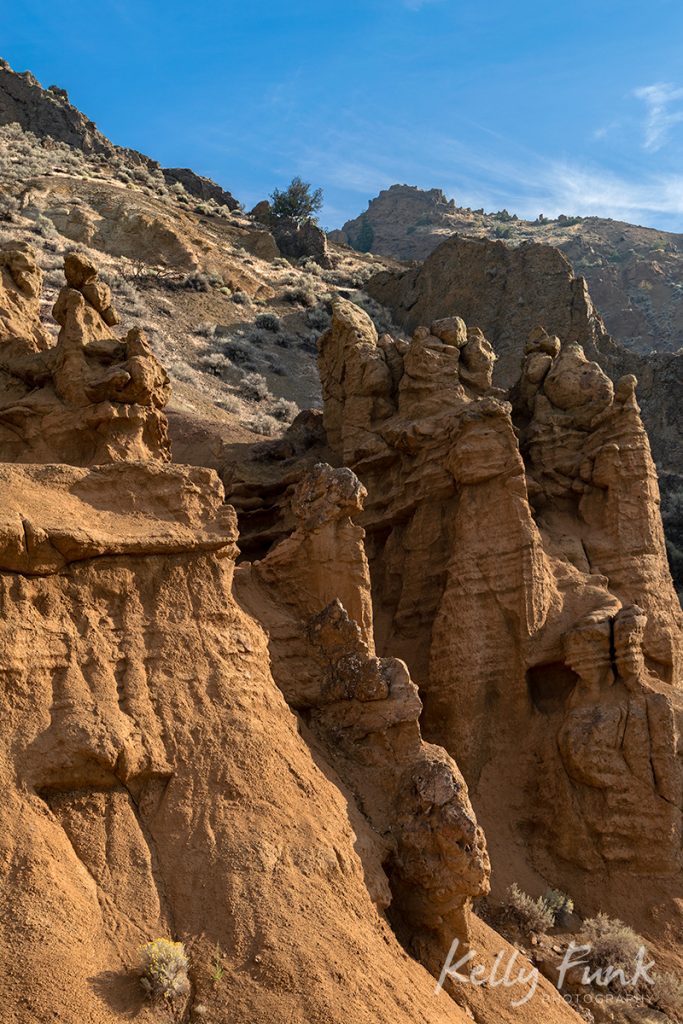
[140,938,190,1000]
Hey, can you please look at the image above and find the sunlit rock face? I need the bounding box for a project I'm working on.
[316,298,683,921]
[0,256,497,1024]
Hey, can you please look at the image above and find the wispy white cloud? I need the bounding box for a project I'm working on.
[634,82,683,151]
[537,161,683,221]
[592,120,621,142]
[298,154,395,195]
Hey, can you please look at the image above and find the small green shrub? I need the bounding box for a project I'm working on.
[500,883,555,935]
[254,312,281,332]
[223,340,256,368]
[581,913,647,992]
[282,285,317,307]
[210,943,224,985]
[307,305,331,331]
[270,396,299,422]
[542,888,574,921]
[140,938,190,1001]
[650,970,683,1018]
[248,410,279,435]
[198,352,232,376]
[240,371,270,401]
[183,272,224,292]
[194,322,216,338]
[275,332,299,348]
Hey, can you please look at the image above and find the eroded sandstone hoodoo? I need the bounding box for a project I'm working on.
[2,461,481,1024]
[0,246,170,464]
[235,461,490,974]
[312,297,683,923]
[366,234,683,492]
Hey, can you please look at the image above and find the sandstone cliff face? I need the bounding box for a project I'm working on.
[1,463,475,1024]
[0,248,583,1024]
[312,298,683,924]
[368,236,611,386]
[235,461,490,975]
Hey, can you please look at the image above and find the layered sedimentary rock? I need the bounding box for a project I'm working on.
[0,246,170,463]
[1,461,483,1024]
[367,235,683,483]
[312,298,683,921]
[0,248,582,1024]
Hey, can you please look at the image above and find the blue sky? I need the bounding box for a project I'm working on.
[3,0,683,230]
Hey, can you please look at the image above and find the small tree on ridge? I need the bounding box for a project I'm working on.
[270,176,323,224]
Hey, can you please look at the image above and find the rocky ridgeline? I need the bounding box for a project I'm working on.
[0,59,239,208]
[332,183,683,359]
